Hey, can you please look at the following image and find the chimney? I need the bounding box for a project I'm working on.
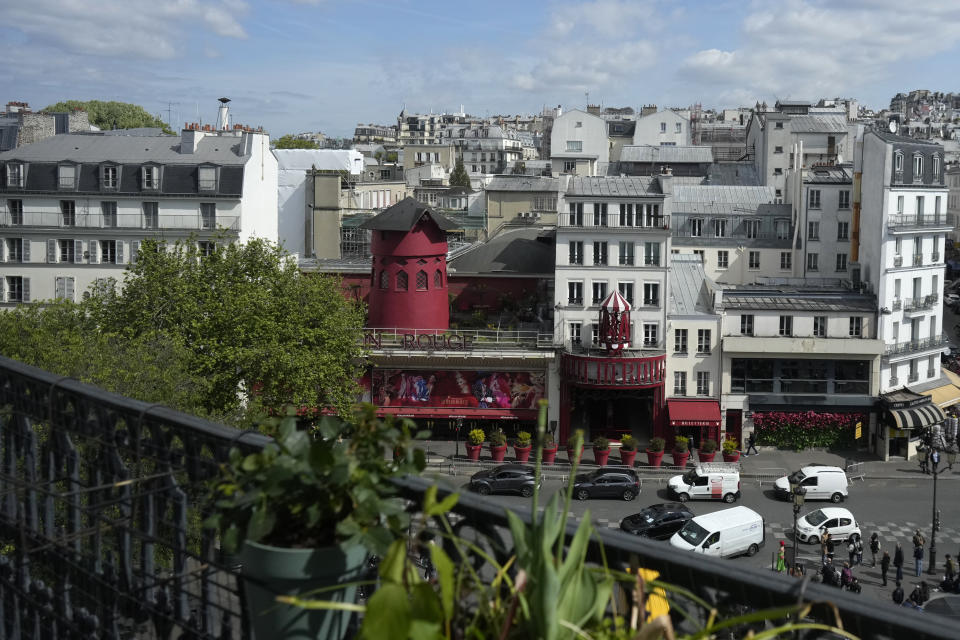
[180,126,206,154]
[216,97,231,131]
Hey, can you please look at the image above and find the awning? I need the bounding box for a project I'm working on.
[374,406,538,421]
[668,399,721,427]
[889,402,946,430]
[923,369,960,408]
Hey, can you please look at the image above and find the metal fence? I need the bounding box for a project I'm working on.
[0,355,954,639]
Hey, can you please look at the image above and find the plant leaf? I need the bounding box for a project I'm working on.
[359,583,411,640]
[246,504,276,542]
[430,545,455,622]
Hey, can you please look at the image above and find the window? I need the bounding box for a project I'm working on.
[533,194,556,211]
[748,251,760,269]
[618,241,634,266]
[54,276,75,301]
[142,166,159,190]
[201,203,216,230]
[593,203,608,226]
[60,200,75,226]
[58,239,76,263]
[836,253,847,271]
[745,219,760,238]
[916,195,925,218]
[6,163,23,188]
[644,242,660,266]
[837,189,851,209]
[740,314,754,336]
[102,165,118,189]
[849,317,863,337]
[807,221,819,240]
[714,218,726,237]
[619,203,635,227]
[779,316,793,336]
[807,252,819,271]
[934,155,941,180]
[837,221,849,240]
[894,152,903,172]
[643,323,658,347]
[935,196,941,215]
[774,146,783,153]
[575,121,582,128]
[592,281,607,304]
[780,252,792,269]
[696,371,710,396]
[773,167,783,175]
[416,270,428,290]
[675,122,682,133]
[660,122,667,133]
[913,154,923,179]
[198,166,216,191]
[397,271,409,291]
[5,238,23,262]
[776,219,790,239]
[570,322,582,345]
[897,195,904,214]
[717,250,729,269]
[643,282,659,306]
[566,141,583,152]
[693,249,705,263]
[697,329,711,354]
[101,201,117,227]
[813,316,826,337]
[142,202,158,229]
[563,160,576,173]
[198,241,216,258]
[379,270,389,289]
[568,281,583,304]
[674,329,688,354]
[674,371,687,395]
[8,199,23,225]
[5,276,27,302]
[618,282,633,304]
[568,202,583,226]
[895,237,902,256]
[434,270,442,289]
[569,241,583,265]
[774,121,783,129]
[775,188,783,203]
[100,240,118,264]
[593,241,608,265]
[809,189,821,209]
[690,218,703,237]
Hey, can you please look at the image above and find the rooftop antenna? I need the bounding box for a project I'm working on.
[585,90,589,108]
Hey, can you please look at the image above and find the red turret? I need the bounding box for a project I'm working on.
[361,197,458,330]
[598,289,631,352]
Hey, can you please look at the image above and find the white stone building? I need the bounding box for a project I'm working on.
[633,109,691,147]
[550,110,609,176]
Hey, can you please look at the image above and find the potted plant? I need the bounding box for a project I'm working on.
[672,435,691,468]
[513,430,532,463]
[466,428,485,461]
[541,432,558,465]
[646,436,666,467]
[566,429,585,464]
[698,438,718,463]
[489,428,507,462]
[205,405,426,640]
[619,434,638,467]
[722,436,741,462]
[592,436,611,466]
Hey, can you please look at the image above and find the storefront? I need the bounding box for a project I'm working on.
[667,399,722,449]
[881,389,946,459]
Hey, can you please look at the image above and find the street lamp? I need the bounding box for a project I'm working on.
[455,418,464,459]
[926,424,956,575]
[790,475,807,573]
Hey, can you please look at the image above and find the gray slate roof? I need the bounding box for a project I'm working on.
[447,227,555,275]
[805,165,852,184]
[788,115,847,134]
[567,176,660,197]
[485,176,558,192]
[359,196,460,231]
[620,145,713,163]
[0,133,249,165]
[669,254,715,316]
[872,130,944,148]
[673,185,776,205]
[721,288,876,312]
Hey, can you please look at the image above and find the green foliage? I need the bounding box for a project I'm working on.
[467,428,485,446]
[515,431,532,447]
[619,434,636,452]
[648,437,665,452]
[205,404,426,554]
[273,134,320,149]
[722,437,739,454]
[449,157,471,189]
[385,151,398,163]
[673,436,689,453]
[489,428,507,447]
[753,411,862,451]
[592,436,610,451]
[42,100,172,133]
[699,438,718,454]
[567,429,585,451]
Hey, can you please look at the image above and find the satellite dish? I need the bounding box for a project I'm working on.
[889,120,898,134]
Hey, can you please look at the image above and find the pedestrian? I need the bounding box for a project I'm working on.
[841,562,853,589]
[745,431,759,456]
[855,537,864,565]
[776,540,786,573]
[931,449,940,474]
[849,577,862,594]
[914,541,925,577]
[946,554,957,582]
[892,580,904,605]
[881,550,891,586]
[918,445,929,474]
[913,529,925,550]
[821,558,837,586]
[894,543,904,583]
[920,580,930,604]
[847,539,856,566]
[870,533,881,567]
[826,532,835,562]
[909,583,924,606]
[820,530,829,564]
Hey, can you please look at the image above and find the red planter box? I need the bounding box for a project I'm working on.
[697,451,716,463]
[566,447,584,465]
[593,449,610,466]
[490,445,507,463]
[466,444,482,461]
[646,450,664,467]
[672,451,690,468]
[722,450,741,463]
[620,449,638,467]
[513,445,532,463]
[542,446,558,465]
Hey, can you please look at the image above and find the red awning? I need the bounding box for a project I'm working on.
[374,406,538,421]
[668,400,721,427]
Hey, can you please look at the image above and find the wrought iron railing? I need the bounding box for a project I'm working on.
[362,328,554,350]
[884,333,950,356]
[887,214,955,229]
[0,355,954,639]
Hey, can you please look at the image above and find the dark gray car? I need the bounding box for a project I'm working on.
[469,464,538,497]
[571,468,640,501]
[620,503,694,540]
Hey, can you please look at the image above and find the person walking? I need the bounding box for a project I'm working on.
[946,554,956,582]
[892,580,904,605]
[894,543,904,583]
[870,533,881,567]
[881,550,891,586]
[847,539,856,567]
[745,431,759,456]
[776,540,786,572]
[914,541,925,577]
[826,532,835,562]
[820,530,829,564]
[918,445,929,474]
[841,562,853,589]
[855,537,864,565]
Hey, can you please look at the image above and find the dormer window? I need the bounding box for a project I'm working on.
[933,155,941,180]
[102,165,118,190]
[913,154,923,180]
[142,166,160,190]
[894,151,903,172]
[198,166,217,191]
[6,163,23,188]
[58,164,76,189]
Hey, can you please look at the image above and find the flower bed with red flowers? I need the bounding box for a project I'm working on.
[753,410,864,451]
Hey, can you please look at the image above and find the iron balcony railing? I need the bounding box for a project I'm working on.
[0,356,954,639]
[362,327,555,350]
[884,334,950,357]
[0,211,241,231]
[887,213,955,229]
[903,295,938,312]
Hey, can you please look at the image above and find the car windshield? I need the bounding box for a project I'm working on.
[805,510,828,527]
[682,470,698,485]
[677,520,709,546]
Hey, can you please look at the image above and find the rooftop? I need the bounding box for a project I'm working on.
[485,176,558,192]
[669,254,716,317]
[358,196,460,232]
[447,227,555,276]
[620,145,713,164]
[805,164,853,183]
[720,286,876,312]
[789,114,848,134]
[567,176,660,197]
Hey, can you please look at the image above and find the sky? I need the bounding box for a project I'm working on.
[2,0,960,138]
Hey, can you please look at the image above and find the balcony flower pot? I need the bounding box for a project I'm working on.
[592,436,611,466]
[697,450,716,463]
[620,448,637,467]
[466,428,486,461]
[513,445,532,463]
[672,450,690,468]
[722,450,741,463]
[490,445,508,462]
[465,444,482,461]
[645,449,664,467]
[566,446,584,465]
[542,445,558,465]
[698,439,718,463]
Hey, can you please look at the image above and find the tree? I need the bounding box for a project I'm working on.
[42,100,173,133]
[449,156,471,188]
[273,134,320,149]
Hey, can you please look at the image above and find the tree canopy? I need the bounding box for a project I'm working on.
[449,157,471,188]
[42,100,173,133]
[273,134,321,149]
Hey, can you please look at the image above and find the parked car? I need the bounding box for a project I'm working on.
[669,506,765,558]
[667,463,741,503]
[620,503,695,540]
[571,468,640,501]
[469,464,538,497]
[795,507,861,544]
[945,293,960,311]
[774,465,849,503]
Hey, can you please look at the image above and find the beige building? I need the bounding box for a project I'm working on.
[484,176,560,237]
[402,144,455,173]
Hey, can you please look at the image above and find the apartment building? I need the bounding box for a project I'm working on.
[484,176,560,237]
[550,109,609,177]
[632,109,691,147]
[796,165,855,281]
[441,124,524,175]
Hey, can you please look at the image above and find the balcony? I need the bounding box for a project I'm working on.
[883,333,950,357]
[887,213,955,230]
[558,215,668,231]
[909,372,920,383]
[933,252,941,262]
[893,255,903,267]
[892,299,903,311]
[890,377,899,386]
[903,295,938,312]
[913,255,923,267]
[0,211,240,231]
[363,327,554,351]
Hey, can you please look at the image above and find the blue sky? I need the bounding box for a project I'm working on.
[2,0,959,137]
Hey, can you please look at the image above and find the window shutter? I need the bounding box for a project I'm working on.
[116,241,124,264]
[89,240,99,264]
[130,241,139,263]
[47,239,57,263]
[22,239,29,262]
[0,278,3,301]
[0,239,5,263]
[74,239,83,264]
[55,276,65,299]
[66,277,75,301]
[22,278,29,303]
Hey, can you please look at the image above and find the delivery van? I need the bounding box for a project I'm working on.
[667,462,740,503]
[774,465,849,503]
[669,506,765,558]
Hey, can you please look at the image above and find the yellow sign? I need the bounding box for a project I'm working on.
[855,421,862,440]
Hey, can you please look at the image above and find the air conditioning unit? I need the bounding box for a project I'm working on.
[534,212,542,218]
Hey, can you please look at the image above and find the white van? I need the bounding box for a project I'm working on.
[774,465,848,503]
[667,463,741,503]
[669,506,765,558]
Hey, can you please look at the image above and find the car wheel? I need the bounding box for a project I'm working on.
[807,535,819,545]
[577,489,589,501]
[520,486,533,498]
[723,493,736,503]
[477,484,491,496]
[677,492,690,503]
[831,492,843,503]
[622,489,636,501]
[747,543,759,557]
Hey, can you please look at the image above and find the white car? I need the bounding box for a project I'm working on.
[795,507,861,544]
